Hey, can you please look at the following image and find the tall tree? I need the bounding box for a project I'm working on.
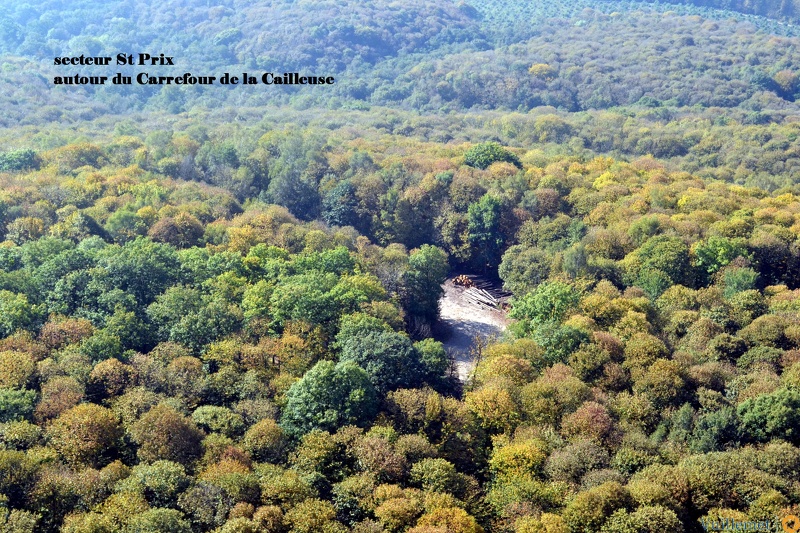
[467,195,504,271]
[403,244,449,323]
[280,360,377,437]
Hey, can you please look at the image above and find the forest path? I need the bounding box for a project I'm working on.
[434,278,509,382]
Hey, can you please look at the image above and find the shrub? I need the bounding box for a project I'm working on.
[87,358,133,400]
[242,418,287,463]
[561,482,632,533]
[284,498,346,533]
[126,508,191,533]
[0,351,35,389]
[115,461,191,507]
[410,458,463,495]
[412,507,484,533]
[739,388,800,444]
[178,482,233,531]
[491,440,547,480]
[0,388,36,422]
[130,404,204,465]
[47,403,122,467]
[191,405,245,438]
[463,142,521,170]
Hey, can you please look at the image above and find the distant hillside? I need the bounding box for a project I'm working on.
[1,0,800,124]
[659,0,800,24]
[0,0,483,67]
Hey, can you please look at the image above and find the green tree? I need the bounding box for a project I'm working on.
[692,236,750,276]
[0,388,36,422]
[531,321,589,366]
[414,338,450,382]
[722,267,759,298]
[510,280,583,358]
[0,149,38,172]
[739,388,800,444]
[258,130,327,221]
[332,474,375,526]
[690,406,740,453]
[403,244,449,323]
[191,406,245,438]
[115,461,191,508]
[410,458,463,495]
[270,272,339,329]
[99,237,180,306]
[510,281,581,329]
[146,286,203,342]
[105,208,147,243]
[0,291,38,338]
[339,330,424,394]
[499,245,552,296]
[463,142,521,170]
[168,295,243,353]
[467,195,504,270]
[281,361,378,437]
[625,235,693,288]
[323,180,363,229]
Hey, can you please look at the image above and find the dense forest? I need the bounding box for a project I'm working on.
[654,0,800,24]
[0,0,799,532]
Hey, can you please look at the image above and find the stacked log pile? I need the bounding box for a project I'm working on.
[462,287,500,309]
[453,275,474,288]
[452,275,511,310]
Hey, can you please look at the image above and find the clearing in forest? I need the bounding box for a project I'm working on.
[435,276,510,382]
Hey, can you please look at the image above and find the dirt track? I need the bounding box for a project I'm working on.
[434,279,509,381]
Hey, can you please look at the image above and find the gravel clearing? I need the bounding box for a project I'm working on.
[434,278,510,381]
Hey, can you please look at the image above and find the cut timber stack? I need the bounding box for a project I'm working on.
[463,287,499,309]
[453,275,474,288]
[453,275,511,310]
